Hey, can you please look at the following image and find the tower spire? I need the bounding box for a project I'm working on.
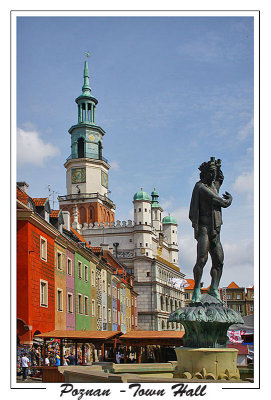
[82,60,91,96]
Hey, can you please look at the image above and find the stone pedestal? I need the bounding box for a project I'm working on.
[175,347,240,380]
[169,293,244,381]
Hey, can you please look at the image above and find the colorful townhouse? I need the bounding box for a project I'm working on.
[17,184,56,344]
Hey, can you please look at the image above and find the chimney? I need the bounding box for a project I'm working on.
[17,181,29,194]
[62,211,70,231]
[100,243,110,252]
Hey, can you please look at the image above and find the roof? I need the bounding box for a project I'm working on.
[17,186,30,205]
[227,281,240,289]
[36,330,121,341]
[162,215,177,225]
[50,209,61,218]
[32,198,48,207]
[228,342,249,355]
[133,190,151,201]
[120,330,185,340]
[184,279,195,290]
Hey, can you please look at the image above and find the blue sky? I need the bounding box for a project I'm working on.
[16,16,254,288]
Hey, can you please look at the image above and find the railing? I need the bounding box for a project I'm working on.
[66,154,108,164]
[58,192,115,207]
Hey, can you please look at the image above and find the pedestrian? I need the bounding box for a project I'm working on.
[55,351,61,366]
[45,354,50,366]
[21,353,30,381]
[67,352,75,365]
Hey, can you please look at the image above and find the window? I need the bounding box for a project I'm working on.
[57,289,63,312]
[40,237,47,261]
[84,265,88,281]
[103,306,107,322]
[227,294,232,300]
[108,309,111,323]
[67,258,72,276]
[139,222,141,225]
[146,272,150,277]
[102,279,106,293]
[146,243,148,247]
[117,289,120,299]
[67,293,73,313]
[98,304,101,319]
[40,280,48,307]
[91,270,95,286]
[135,298,137,308]
[92,300,95,316]
[237,305,242,312]
[129,239,133,242]
[140,243,142,247]
[131,296,134,306]
[45,211,50,222]
[78,261,82,279]
[57,252,62,270]
[172,230,175,233]
[108,283,111,296]
[173,259,176,262]
[138,208,141,212]
[118,311,120,325]
[78,294,83,314]
[236,294,242,300]
[135,316,138,326]
[146,252,148,256]
[185,292,189,300]
[132,315,134,325]
[145,208,147,212]
[250,304,254,311]
[145,222,147,225]
[84,296,88,315]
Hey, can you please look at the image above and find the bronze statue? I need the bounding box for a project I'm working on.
[189,157,232,302]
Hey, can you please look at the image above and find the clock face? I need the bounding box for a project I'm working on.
[71,168,86,184]
[89,133,95,141]
[101,170,108,188]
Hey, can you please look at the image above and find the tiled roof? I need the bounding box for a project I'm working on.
[201,285,211,292]
[36,330,122,340]
[70,227,102,253]
[50,209,61,218]
[227,281,240,289]
[91,246,102,253]
[184,279,195,290]
[228,342,249,355]
[17,187,29,205]
[32,198,48,207]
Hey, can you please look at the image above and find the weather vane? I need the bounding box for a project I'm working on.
[86,51,90,58]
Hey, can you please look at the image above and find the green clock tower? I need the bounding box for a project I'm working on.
[59,59,116,227]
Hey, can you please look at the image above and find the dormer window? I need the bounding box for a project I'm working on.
[45,211,50,222]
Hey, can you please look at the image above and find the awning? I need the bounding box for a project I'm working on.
[36,330,122,343]
[119,330,185,346]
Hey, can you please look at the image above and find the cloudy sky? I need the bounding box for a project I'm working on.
[16,15,255,288]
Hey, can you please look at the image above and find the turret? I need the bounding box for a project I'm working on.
[133,189,152,258]
[151,188,163,231]
[162,214,178,265]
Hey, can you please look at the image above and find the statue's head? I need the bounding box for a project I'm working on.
[199,157,220,184]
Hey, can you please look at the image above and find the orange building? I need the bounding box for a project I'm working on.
[17,186,56,344]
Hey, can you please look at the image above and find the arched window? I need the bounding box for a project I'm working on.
[175,300,178,310]
[170,299,173,312]
[78,138,85,158]
[89,206,93,221]
[160,296,164,311]
[98,141,102,160]
[161,320,165,330]
[165,297,169,312]
[80,207,86,224]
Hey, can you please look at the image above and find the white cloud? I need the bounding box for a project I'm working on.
[171,207,190,225]
[17,128,59,166]
[110,160,120,171]
[232,170,254,193]
[237,117,254,141]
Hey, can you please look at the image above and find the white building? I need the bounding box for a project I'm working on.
[80,188,185,331]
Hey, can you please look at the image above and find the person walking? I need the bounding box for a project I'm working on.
[21,353,30,381]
